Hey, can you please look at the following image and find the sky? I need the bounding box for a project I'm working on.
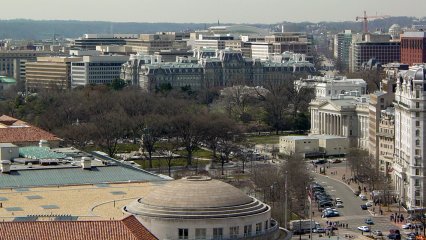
[3,0,426,24]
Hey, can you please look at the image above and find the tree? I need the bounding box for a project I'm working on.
[172,112,205,166]
[110,78,126,91]
[141,114,166,169]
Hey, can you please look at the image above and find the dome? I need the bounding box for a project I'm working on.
[141,176,251,208]
[125,176,270,219]
[389,24,402,39]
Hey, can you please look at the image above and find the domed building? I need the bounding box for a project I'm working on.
[124,176,281,240]
[389,24,402,40]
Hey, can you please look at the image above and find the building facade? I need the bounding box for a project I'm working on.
[122,49,316,91]
[393,64,426,210]
[333,30,353,69]
[378,107,395,176]
[25,57,82,90]
[309,95,370,149]
[73,34,138,50]
[295,75,366,99]
[349,40,400,72]
[400,31,426,66]
[71,55,129,88]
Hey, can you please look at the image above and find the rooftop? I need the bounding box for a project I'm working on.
[0,215,158,240]
[0,115,61,144]
[0,76,17,84]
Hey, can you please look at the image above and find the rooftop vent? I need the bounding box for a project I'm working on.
[39,140,49,148]
[1,160,11,173]
[81,157,92,170]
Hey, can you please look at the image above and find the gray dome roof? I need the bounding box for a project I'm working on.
[141,176,251,208]
[125,176,270,219]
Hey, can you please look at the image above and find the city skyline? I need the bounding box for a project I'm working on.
[3,0,426,24]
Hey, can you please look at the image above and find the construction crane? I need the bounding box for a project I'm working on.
[356,11,390,33]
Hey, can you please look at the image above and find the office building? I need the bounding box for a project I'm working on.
[400,31,426,66]
[122,49,316,91]
[0,50,54,82]
[393,64,426,210]
[333,30,353,69]
[378,107,395,176]
[71,55,129,88]
[349,33,400,72]
[73,34,138,50]
[125,33,187,55]
[25,57,82,90]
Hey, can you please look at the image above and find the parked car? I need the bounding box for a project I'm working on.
[357,226,370,232]
[354,190,361,196]
[372,230,382,236]
[365,200,373,207]
[360,204,368,210]
[402,223,413,229]
[329,159,342,163]
[314,159,327,164]
[313,228,326,233]
[336,202,344,208]
[359,194,368,200]
[364,218,374,225]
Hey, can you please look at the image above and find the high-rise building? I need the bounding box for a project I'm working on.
[393,64,426,210]
[378,107,395,176]
[125,33,187,55]
[349,33,400,72]
[333,30,353,69]
[26,57,82,90]
[400,31,426,66]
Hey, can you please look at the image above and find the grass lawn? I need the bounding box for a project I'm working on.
[246,135,281,145]
[133,158,210,169]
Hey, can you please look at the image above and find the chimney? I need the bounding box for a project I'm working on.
[1,160,11,173]
[81,157,92,170]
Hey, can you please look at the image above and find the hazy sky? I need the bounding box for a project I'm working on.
[3,0,426,24]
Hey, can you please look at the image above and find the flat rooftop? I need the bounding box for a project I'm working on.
[0,182,166,221]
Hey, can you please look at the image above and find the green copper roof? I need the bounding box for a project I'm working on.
[0,76,17,84]
[0,166,165,189]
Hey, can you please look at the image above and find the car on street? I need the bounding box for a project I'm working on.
[402,223,413,229]
[329,159,342,163]
[387,233,401,239]
[359,194,368,200]
[372,230,382,236]
[313,228,326,233]
[360,204,368,210]
[354,190,361,196]
[314,159,327,164]
[336,202,344,208]
[357,226,370,232]
[364,218,374,225]
[335,198,342,203]
[365,200,373,207]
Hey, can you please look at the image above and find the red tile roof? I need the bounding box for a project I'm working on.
[0,216,158,240]
[0,115,61,144]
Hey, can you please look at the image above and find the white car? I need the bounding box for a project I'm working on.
[366,201,373,207]
[358,226,370,232]
[336,202,344,208]
[402,223,413,229]
[359,194,368,200]
[335,198,342,203]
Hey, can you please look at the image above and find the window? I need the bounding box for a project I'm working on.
[256,223,262,234]
[230,226,239,239]
[416,102,420,108]
[415,190,421,197]
[213,228,223,240]
[178,228,189,240]
[416,121,420,127]
[416,169,420,176]
[416,112,420,117]
[415,179,420,187]
[265,220,269,230]
[195,228,206,240]
[416,140,421,146]
[244,225,252,237]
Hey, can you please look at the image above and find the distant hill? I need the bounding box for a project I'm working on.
[0,17,425,40]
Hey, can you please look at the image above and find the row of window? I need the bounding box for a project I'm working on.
[178,221,268,239]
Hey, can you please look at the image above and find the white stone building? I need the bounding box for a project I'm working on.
[393,64,426,210]
[309,95,370,149]
[295,75,366,99]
